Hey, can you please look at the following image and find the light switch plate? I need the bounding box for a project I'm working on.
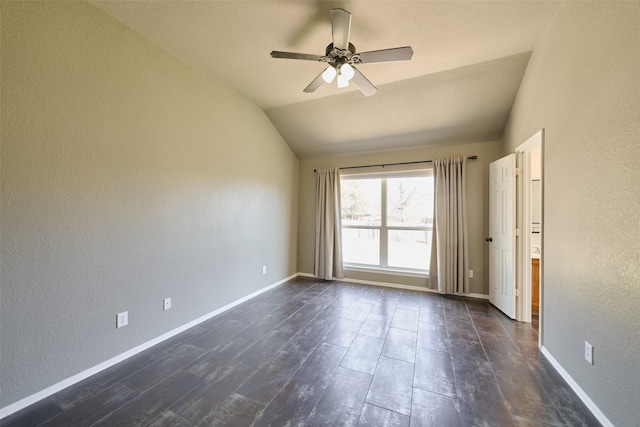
[585,341,594,365]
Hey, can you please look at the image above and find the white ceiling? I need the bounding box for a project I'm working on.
[91,1,563,158]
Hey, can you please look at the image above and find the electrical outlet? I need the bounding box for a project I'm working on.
[585,341,594,365]
[163,298,172,311]
[262,265,267,275]
[468,269,474,278]
[116,311,128,329]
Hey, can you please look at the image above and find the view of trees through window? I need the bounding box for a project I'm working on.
[340,174,434,272]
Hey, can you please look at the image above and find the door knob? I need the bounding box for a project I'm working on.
[485,237,492,242]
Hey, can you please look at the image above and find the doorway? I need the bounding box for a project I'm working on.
[515,130,543,346]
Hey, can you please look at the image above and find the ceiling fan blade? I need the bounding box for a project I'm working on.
[303,70,327,93]
[270,51,325,61]
[331,8,351,50]
[351,67,377,97]
[357,46,414,64]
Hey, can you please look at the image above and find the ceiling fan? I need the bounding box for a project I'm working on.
[270,8,413,97]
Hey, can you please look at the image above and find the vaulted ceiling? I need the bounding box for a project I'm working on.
[91,1,563,158]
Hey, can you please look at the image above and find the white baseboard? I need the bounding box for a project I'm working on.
[341,276,438,293]
[296,272,315,278]
[0,274,295,419]
[297,272,489,300]
[541,346,613,427]
[459,292,490,300]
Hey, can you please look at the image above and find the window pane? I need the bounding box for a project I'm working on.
[387,230,431,270]
[387,177,433,227]
[341,179,381,226]
[342,228,380,265]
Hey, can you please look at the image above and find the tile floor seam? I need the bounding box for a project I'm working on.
[243,326,337,426]
[470,301,513,397]
[359,401,410,420]
[411,383,459,402]
[526,357,577,427]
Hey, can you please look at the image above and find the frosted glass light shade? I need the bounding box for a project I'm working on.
[337,74,349,88]
[340,63,355,80]
[322,66,337,83]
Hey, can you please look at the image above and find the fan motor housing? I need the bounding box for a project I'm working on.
[325,42,356,58]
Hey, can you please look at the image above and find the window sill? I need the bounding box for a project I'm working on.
[344,265,429,279]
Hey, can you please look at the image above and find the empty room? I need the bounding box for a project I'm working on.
[1,1,638,426]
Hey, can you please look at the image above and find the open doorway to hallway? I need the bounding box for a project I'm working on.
[515,130,543,346]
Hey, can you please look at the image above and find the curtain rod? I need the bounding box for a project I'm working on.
[314,155,477,172]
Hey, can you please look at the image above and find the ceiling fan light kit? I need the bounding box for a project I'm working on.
[340,63,355,80]
[322,66,337,83]
[337,74,349,88]
[270,8,413,97]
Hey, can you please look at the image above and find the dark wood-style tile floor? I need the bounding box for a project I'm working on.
[3,277,601,427]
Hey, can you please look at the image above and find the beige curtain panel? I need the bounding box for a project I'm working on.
[431,157,470,294]
[314,168,344,280]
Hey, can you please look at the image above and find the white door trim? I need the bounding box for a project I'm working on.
[514,129,544,347]
[515,150,528,322]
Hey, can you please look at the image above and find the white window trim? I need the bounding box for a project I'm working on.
[344,265,429,279]
[341,168,433,274]
[340,168,433,179]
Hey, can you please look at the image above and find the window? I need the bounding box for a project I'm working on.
[340,170,434,274]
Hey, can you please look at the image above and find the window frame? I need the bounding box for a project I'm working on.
[340,168,434,276]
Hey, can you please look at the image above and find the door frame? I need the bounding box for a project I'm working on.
[514,129,544,346]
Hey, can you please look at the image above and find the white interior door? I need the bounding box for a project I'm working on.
[488,154,516,318]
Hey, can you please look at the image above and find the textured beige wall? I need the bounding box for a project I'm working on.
[298,140,504,295]
[1,1,298,407]
[503,3,640,425]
